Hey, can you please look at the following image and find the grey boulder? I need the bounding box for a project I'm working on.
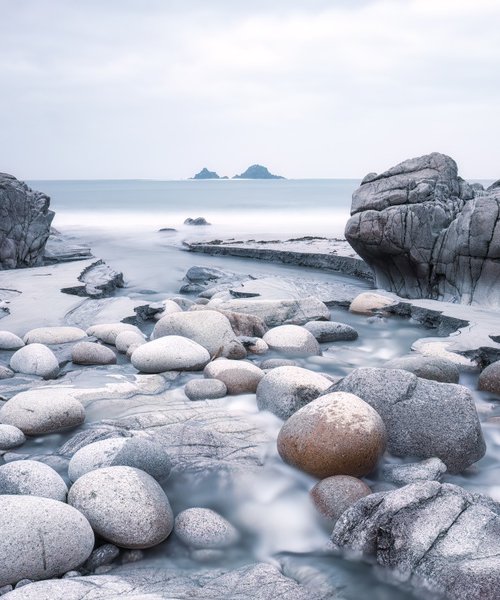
[332,481,500,600]
[478,360,500,395]
[263,325,321,356]
[131,336,210,373]
[0,424,26,450]
[68,437,172,483]
[23,326,87,345]
[380,457,447,486]
[0,364,14,379]
[0,495,94,587]
[0,173,54,270]
[330,367,485,472]
[383,354,460,384]
[0,331,24,350]
[9,344,59,379]
[204,359,264,394]
[71,342,117,366]
[0,460,68,501]
[304,321,358,343]
[85,323,143,346]
[68,466,174,549]
[184,378,228,401]
[174,507,239,549]
[256,366,331,419]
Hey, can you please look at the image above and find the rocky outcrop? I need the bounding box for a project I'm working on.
[345,153,500,306]
[233,164,284,179]
[191,168,222,179]
[332,481,500,600]
[0,173,54,269]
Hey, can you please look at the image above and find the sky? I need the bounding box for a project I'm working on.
[0,0,498,180]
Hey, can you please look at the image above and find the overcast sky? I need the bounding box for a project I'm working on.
[0,0,498,180]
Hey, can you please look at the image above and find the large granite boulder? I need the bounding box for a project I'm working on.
[0,173,54,269]
[345,153,500,305]
[332,481,500,600]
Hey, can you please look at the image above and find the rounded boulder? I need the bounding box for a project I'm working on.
[349,292,396,315]
[174,508,239,549]
[131,336,210,373]
[479,360,500,396]
[86,323,143,346]
[277,392,386,478]
[71,342,117,366]
[23,326,87,345]
[0,424,26,450]
[9,344,59,379]
[310,475,371,523]
[68,437,172,483]
[68,466,174,549]
[0,495,94,587]
[256,366,332,420]
[184,378,228,401]
[384,355,460,384]
[304,321,358,343]
[115,331,146,354]
[204,359,264,394]
[263,325,321,356]
[0,331,24,350]
[0,460,68,501]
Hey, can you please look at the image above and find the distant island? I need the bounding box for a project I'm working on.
[233,164,284,179]
[191,164,284,180]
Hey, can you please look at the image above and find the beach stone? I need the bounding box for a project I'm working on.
[349,292,396,315]
[207,297,330,327]
[191,306,268,337]
[381,457,447,486]
[9,344,59,379]
[125,343,142,359]
[185,378,227,401]
[71,342,117,366]
[68,437,172,483]
[238,336,268,355]
[131,336,210,373]
[0,389,85,435]
[260,358,298,369]
[256,366,331,420]
[0,331,24,350]
[82,544,120,573]
[0,460,68,501]
[478,360,500,395]
[114,330,146,353]
[263,325,321,356]
[152,310,246,359]
[277,392,386,478]
[174,508,239,549]
[383,355,460,383]
[153,299,183,321]
[86,323,143,346]
[0,495,94,587]
[0,173,54,270]
[67,466,174,549]
[310,475,371,523]
[332,481,500,600]
[204,359,264,394]
[304,321,358,343]
[23,326,87,345]
[0,424,26,450]
[330,368,485,472]
[0,365,14,379]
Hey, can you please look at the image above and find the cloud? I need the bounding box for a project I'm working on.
[0,0,498,178]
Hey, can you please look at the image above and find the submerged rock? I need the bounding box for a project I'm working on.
[61,259,124,298]
[330,367,485,472]
[263,325,321,356]
[345,152,500,306]
[304,320,358,342]
[332,481,500,600]
[0,460,68,501]
[380,457,447,486]
[68,466,174,549]
[256,366,331,420]
[174,508,239,549]
[184,217,211,226]
[9,344,59,379]
[131,336,210,373]
[0,495,94,587]
[0,173,54,270]
[277,392,386,478]
[310,475,371,523]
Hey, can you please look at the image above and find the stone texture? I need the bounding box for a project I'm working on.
[131,336,210,373]
[174,508,239,549]
[380,457,447,486]
[304,321,358,342]
[277,392,386,478]
[238,336,269,355]
[330,367,485,472]
[349,292,396,315]
[71,342,117,366]
[114,330,146,354]
[153,310,246,359]
[204,359,264,394]
[383,355,460,383]
[0,331,24,350]
[23,326,87,345]
[345,152,500,306]
[310,475,371,523]
[82,544,120,573]
[0,365,14,379]
[184,378,228,401]
[478,360,500,395]
[0,389,85,435]
[0,173,54,270]
[0,495,94,587]
[0,424,26,450]
[61,260,124,299]
[332,481,500,600]
[256,366,331,420]
[263,325,321,356]
[260,358,299,369]
[0,460,68,501]
[86,323,143,345]
[9,344,59,379]
[68,437,172,483]
[68,466,174,549]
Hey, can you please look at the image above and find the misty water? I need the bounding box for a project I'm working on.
[11,179,500,598]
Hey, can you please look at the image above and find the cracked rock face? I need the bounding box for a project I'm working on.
[345,152,500,306]
[331,481,500,600]
[0,173,54,270]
